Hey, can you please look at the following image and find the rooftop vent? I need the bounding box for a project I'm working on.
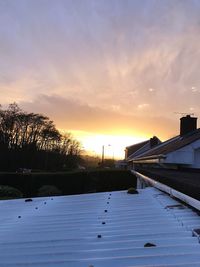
[180,115,197,136]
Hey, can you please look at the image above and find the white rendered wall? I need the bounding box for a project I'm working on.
[164,139,200,168]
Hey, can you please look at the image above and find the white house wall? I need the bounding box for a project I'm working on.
[164,139,200,168]
[194,148,200,167]
[165,146,193,164]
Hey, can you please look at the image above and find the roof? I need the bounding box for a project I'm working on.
[134,167,200,200]
[126,136,161,160]
[1,188,200,266]
[126,140,149,150]
[132,128,200,161]
[125,140,149,157]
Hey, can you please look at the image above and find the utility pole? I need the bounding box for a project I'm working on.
[101,145,105,166]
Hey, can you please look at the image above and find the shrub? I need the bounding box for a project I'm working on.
[37,185,62,197]
[127,187,138,194]
[0,185,23,199]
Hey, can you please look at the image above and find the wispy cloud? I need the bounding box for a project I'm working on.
[20,94,178,139]
[0,0,200,137]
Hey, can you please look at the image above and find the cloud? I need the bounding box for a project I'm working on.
[137,103,150,110]
[0,0,200,131]
[20,94,178,140]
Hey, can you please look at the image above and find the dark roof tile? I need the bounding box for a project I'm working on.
[135,129,200,159]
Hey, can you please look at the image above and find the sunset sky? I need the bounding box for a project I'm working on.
[1,0,200,158]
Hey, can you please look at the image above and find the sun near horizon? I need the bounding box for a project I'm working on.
[67,129,154,159]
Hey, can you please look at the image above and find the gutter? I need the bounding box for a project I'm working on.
[133,170,200,212]
[130,154,166,163]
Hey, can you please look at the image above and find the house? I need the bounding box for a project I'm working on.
[125,136,161,169]
[128,115,200,169]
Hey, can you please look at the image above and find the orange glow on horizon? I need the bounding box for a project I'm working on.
[63,129,150,159]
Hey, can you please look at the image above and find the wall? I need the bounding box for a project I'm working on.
[164,139,200,168]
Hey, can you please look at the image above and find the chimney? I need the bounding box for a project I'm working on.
[150,136,160,148]
[180,115,197,136]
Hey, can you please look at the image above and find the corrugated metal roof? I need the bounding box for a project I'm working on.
[0,188,200,266]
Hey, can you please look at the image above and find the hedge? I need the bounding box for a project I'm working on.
[0,170,136,197]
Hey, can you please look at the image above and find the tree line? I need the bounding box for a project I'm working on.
[0,103,82,171]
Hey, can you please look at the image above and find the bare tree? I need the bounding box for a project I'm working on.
[0,103,82,170]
